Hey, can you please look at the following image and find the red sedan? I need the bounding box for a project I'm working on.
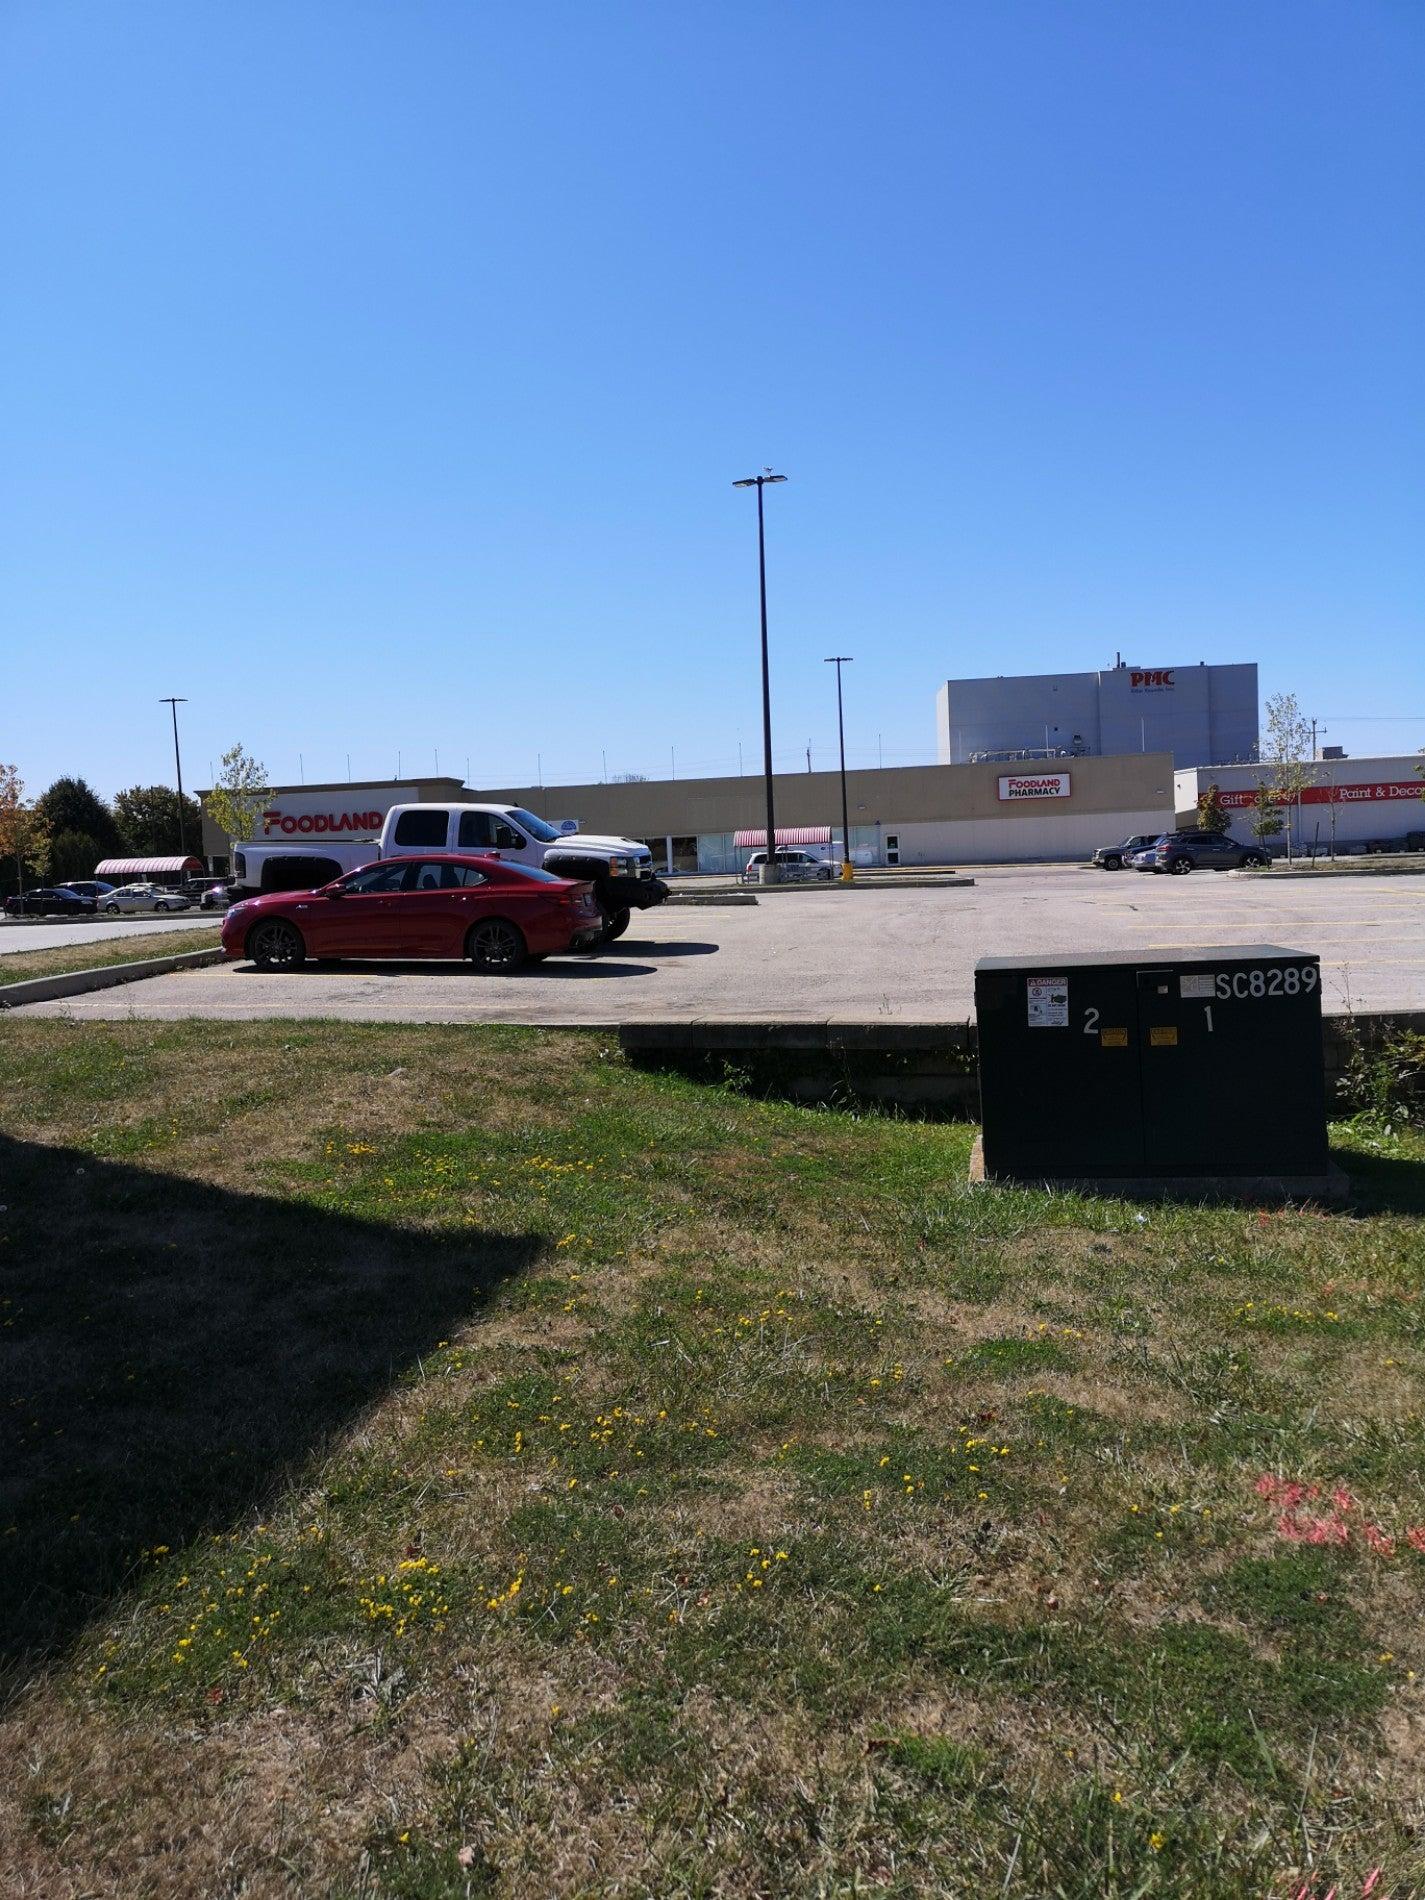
[220,853,603,972]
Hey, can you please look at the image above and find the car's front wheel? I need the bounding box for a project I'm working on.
[1101,855,1122,870]
[104,902,119,913]
[599,907,631,945]
[467,917,527,972]
[246,919,306,969]
[1169,857,1194,874]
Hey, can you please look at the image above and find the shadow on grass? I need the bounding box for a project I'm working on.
[0,1131,541,1692]
[1335,1142,1425,1216]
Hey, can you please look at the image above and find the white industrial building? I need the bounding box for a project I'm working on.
[938,659,1259,770]
[1175,756,1425,853]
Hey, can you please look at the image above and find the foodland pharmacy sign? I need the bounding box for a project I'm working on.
[998,773,1072,801]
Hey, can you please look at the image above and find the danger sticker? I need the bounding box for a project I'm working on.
[1027,976,1069,1028]
[1100,1027,1129,1048]
[1149,1025,1179,1047]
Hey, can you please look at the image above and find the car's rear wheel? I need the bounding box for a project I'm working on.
[467,917,527,972]
[1169,857,1194,874]
[600,907,631,945]
[247,919,306,969]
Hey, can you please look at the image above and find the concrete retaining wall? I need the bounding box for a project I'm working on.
[0,946,224,1010]
[622,1010,1425,1117]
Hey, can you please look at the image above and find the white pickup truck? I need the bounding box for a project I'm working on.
[229,802,668,944]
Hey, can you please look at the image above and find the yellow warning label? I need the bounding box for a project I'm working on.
[1149,1026,1179,1047]
[1100,1027,1129,1047]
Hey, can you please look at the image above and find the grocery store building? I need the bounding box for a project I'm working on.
[937,659,1258,769]
[201,755,1175,874]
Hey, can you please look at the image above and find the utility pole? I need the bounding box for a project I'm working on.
[824,657,854,881]
[733,470,787,880]
[159,697,189,856]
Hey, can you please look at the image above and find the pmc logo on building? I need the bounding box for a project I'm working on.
[1130,669,1176,690]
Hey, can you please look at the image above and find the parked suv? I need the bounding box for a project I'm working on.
[1133,832,1271,875]
[1091,834,1163,871]
[740,848,835,884]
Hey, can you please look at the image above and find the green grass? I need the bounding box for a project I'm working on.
[0,1018,1422,1898]
[0,923,219,987]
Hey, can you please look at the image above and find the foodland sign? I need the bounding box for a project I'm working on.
[997,773,1072,802]
[261,807,386,836]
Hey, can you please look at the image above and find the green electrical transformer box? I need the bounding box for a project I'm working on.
[974,945,1330,1187]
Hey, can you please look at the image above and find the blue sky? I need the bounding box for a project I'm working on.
[2,1,1421,798]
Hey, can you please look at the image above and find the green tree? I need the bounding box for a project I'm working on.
[0,764,52,896]
[49,829,103,884]
[1248,782,1284,852]
[205,744,271,846]
[1261,693,1313,863]
[35,775,127,858]
[1195,783,1230,834]
[113,784,203,857]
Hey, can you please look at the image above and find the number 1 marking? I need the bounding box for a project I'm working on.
[1204,1005,1214,1033]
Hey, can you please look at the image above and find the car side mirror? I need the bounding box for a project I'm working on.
[326,888,345,900]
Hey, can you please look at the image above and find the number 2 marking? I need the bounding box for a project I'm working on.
[1083,1007,1099,1035]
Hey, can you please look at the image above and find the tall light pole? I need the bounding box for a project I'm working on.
[160,696,189,857]
[824,656,854,882]
[732,470,786,880]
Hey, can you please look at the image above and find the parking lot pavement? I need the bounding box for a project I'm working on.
[15,865,1425,1024]
[0,914,217,956]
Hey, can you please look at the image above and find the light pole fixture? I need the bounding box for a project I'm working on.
[160,697,189,857]
[732,470,786,880]
[824,655,854,882]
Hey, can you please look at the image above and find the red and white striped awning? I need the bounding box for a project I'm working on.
[733,826,833,849]
[94,856,204,877]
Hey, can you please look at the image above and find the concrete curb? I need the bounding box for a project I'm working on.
[1234,861,1425,880]
[0,946,225,1010]
[664,892,760,907]
[709,875,975,894]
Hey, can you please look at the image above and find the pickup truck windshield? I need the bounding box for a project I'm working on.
[507,808,561,843]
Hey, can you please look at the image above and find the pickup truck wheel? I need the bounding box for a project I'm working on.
[1101,855,1122,870]
[467,917,527,972]
[247,920,306,969]
[599,908,631,945]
